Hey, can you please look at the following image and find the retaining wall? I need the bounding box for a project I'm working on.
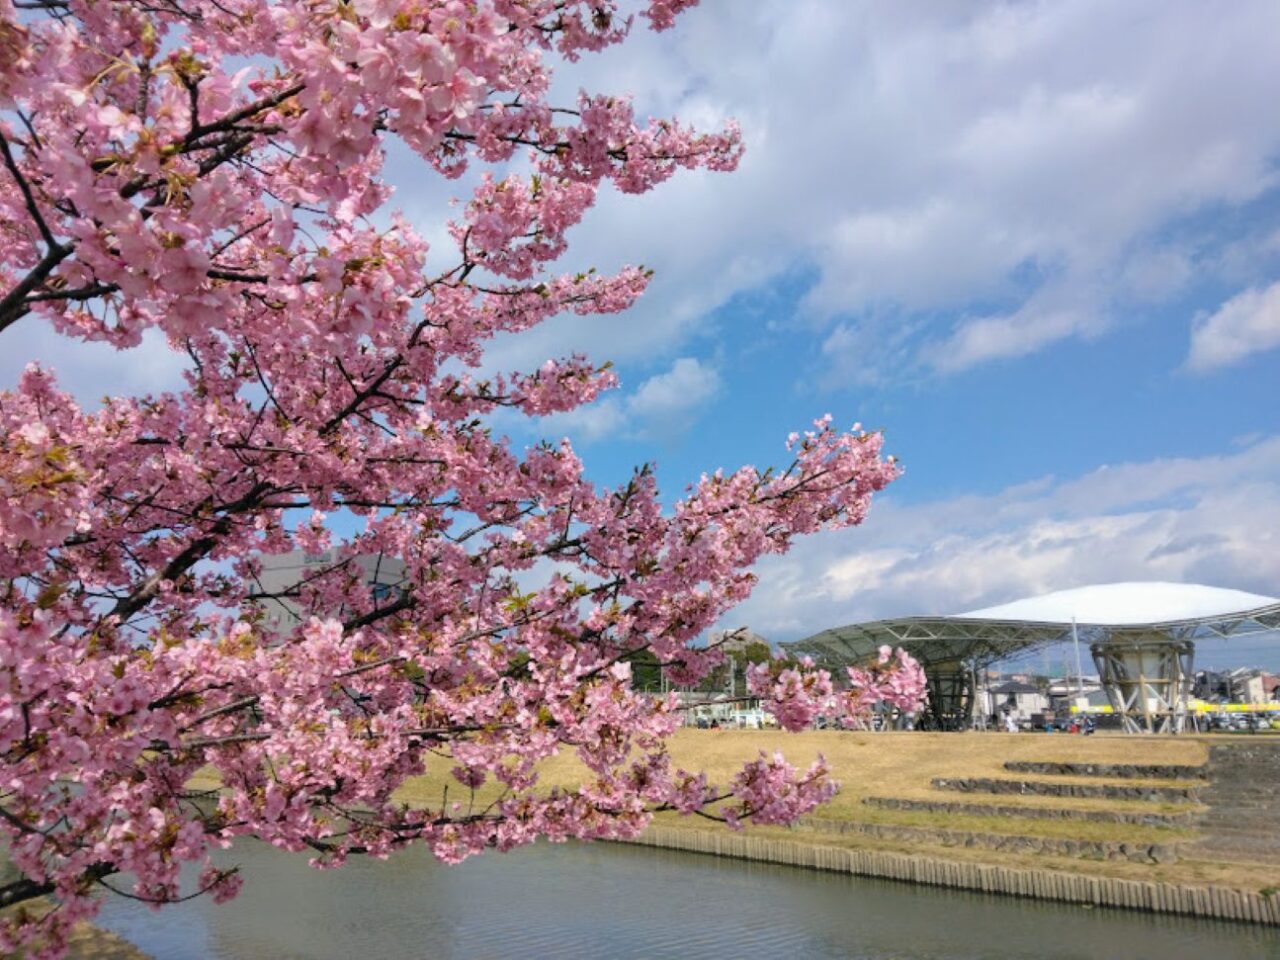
[1193,741,1280,864]
[619,827,1280,926]
[1003,761,1206,780]
[932,777,1199,802]
[863,796,1195,826]
[793,818,1179,864]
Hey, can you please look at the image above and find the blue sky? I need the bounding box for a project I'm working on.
[506,0,1280,665]
[6,1,1278,665]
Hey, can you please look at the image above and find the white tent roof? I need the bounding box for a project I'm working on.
[960,582,1278,626]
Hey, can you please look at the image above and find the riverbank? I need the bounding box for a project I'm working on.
[186,729,1280,924]
[385,728,1280,917]
[0,904,152,960]
[57,921,152,960]
[605,730,1280,925]
[0,855,152,959]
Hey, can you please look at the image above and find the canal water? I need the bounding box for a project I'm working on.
[94,841,1280,959]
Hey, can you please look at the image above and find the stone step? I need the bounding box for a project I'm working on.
[862,796,1195,827]
[793,817,1180,864]
[1201,814,1278,823]
[931,777,1200,803]
[1185,842,1280,866]
[1194,818,1280,836]
[1003,761,1206,781]
[1203,778,1280,791]
[1202,788,1280,800]
[1196,831,1275,841]
[1204,798,1280,808]
[1196,820,1279,835]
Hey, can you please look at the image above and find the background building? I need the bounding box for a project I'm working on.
[252,550,406,633]
[985,680,1049,724]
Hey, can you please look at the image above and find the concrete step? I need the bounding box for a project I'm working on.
[1199,801,1277,812]
[1004,761,1206,781]
[1198,814,1280,829]
[795,818,1181,864]
[931,777,1200,803]
[1201,789,1280,801]
[863,796,1194,827]
[1186,842,1280,866]
[1196,821,1279,835]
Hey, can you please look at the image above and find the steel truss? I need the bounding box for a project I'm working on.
[918,660,974,731]
[1091,633,1195,734]
[784,602,1280,733]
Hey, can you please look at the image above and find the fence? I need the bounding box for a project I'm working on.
[619,826,1280,925]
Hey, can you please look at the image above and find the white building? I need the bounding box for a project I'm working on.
[986,680,1049,722]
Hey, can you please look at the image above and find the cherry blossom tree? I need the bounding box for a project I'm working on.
[0,0,925,954]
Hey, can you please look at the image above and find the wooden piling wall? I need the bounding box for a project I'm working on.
[617,827,1280,926]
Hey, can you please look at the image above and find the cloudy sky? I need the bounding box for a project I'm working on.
[7,1,1279,664]
[534,0,1280,664]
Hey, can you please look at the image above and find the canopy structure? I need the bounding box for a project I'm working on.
[784,583,1280,733]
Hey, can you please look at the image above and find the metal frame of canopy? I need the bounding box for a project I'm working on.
[784,602,1280,733]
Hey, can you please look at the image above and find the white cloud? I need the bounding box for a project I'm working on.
[1,320,189,404]
[718,437,1280,641]
[628,357,721,421]
[12,3,1278,395]
[806,200,1029,315]
[1186,281,1280,371]
[538,396,628,444]
[14,4,1234,389]
[923,284,1102,372]
[472,0,1280,380]
[1120,247,1193,303]
[536,356,721,444]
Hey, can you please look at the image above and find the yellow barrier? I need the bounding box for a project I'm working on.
[1201,701,1280,713]
[1067,701,1280,715]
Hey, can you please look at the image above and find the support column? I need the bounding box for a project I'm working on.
[919,658,973,731]
[1091,631,1195,734]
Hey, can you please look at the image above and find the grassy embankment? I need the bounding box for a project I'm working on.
[188,730,1280,893]
[0,856,150,960]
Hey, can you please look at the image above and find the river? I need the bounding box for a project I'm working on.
[93,840,1279,959]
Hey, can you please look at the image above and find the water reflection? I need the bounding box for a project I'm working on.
[95,841,1280,960]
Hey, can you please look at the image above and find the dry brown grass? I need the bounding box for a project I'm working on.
[623,731,1280,892]
[191,731,1280,891]
[193,729,1210,820]
[391,728,1209,812]
[643,729,1207,814]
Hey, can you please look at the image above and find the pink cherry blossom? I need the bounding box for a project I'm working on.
[0,2,914,955]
